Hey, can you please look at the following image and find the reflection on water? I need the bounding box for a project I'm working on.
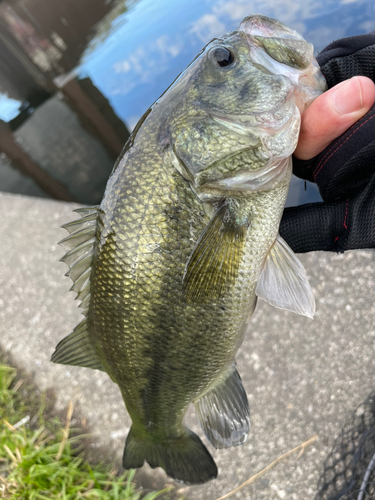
[0,94,22,122]
[0,0,374,204]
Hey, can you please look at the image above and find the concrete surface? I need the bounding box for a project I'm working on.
[0,191,374,499]
[14,95,114,204]
[0,154,50,199]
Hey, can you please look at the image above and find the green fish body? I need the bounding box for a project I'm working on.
[53,15,326,484]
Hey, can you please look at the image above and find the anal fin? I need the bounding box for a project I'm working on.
[194,366,250,449]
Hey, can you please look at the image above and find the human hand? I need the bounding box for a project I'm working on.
[280,33,375,252]
[294,77,375,161]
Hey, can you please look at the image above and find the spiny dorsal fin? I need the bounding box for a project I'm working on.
[183,204,248,302]
[53,206,104,371]
[51,318,104,371]
[59,206,98,315]
[194,365,250,449]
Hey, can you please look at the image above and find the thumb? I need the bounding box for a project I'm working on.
[295,76,375,160]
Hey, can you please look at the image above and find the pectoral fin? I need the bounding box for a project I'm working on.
[194,365,250,449]
[255,234,315,318]
[183,204,247,302]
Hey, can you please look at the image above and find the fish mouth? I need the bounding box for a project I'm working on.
[240,14,313,90]
[198,156,291,193]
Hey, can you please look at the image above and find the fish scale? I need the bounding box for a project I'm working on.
[52,14,326,484]
[94,144,251,418]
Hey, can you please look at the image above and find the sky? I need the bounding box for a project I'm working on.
[76,0,374,130]
[0,0,373,205]
[1,0,373,125]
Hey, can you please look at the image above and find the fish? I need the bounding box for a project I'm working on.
[52,14,327,485]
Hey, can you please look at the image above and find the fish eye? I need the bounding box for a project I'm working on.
[212,47,234,67]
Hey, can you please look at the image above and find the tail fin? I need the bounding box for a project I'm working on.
[122,426,217,484]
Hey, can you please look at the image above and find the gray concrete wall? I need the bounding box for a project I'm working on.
[0,192,374,499]
[0,154,49,198]
[13,95,114,203]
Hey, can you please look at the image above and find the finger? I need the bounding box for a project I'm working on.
[295,76,375,160]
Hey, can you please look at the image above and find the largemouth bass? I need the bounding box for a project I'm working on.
[52,14,326,484]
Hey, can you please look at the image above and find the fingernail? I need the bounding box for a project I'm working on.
[330,77,363,115]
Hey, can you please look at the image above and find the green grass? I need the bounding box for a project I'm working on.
[0,362,171,500]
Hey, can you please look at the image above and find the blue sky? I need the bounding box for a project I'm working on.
[76,0,373,131]
[0,0,373,125]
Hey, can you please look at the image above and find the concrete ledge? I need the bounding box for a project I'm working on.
[1,192,374,499]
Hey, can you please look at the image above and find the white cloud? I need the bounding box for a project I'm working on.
[211,0,329,34]
[110,34,184,96]
[113,46,146,76]
[113,60,131,73]
[359,19,375,31]
[213,1,251,21]
[189,14,226,44]
[110,81,137,97]
[109,0,365,98]
[155,35,183,58]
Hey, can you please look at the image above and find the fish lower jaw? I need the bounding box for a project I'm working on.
[194,156,291,198]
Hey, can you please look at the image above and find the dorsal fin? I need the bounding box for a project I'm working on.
[51,318,104,371]
[59,206,99,316]
[52,206,104,371]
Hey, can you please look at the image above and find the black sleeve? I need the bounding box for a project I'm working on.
[317,32,375,87]
[280,174,375,253]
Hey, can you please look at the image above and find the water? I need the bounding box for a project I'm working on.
[0,0,374,204]
[79,0,374,132]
